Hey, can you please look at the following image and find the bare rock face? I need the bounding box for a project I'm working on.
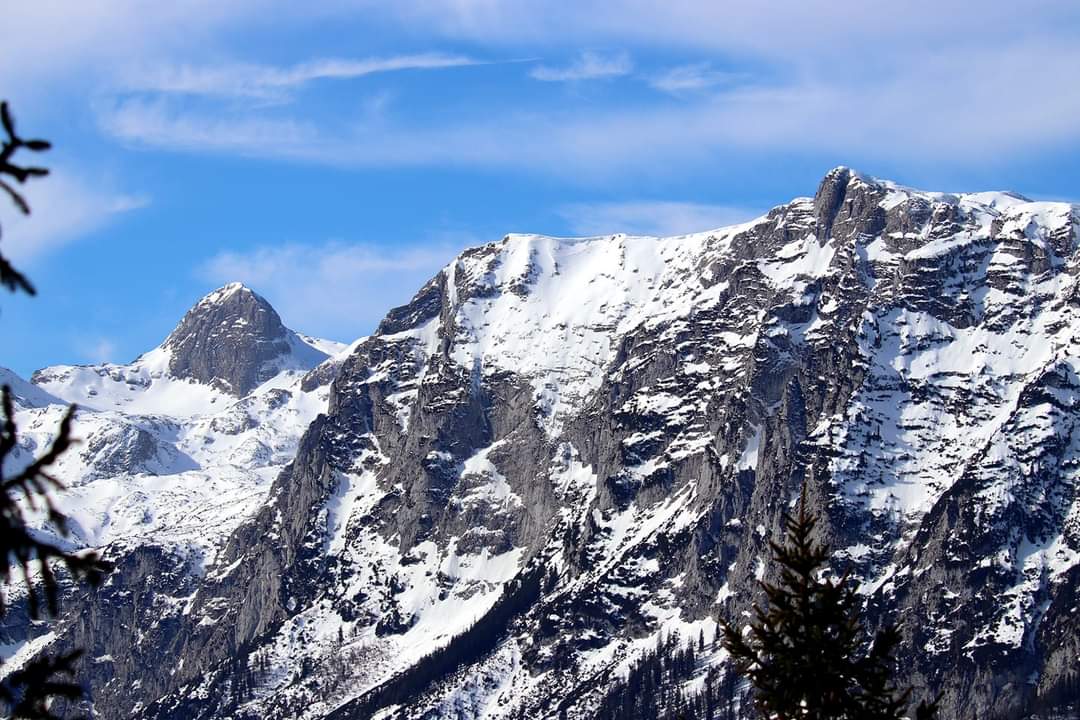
[23,170,1080,720]
[164,283,308,396]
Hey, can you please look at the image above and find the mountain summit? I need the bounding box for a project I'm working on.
[163,282,327,396]
[31,283,340,415]
[11,169,1080,720]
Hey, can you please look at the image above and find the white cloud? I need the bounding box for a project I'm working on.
[649,63,736,94]
[97,97,326,157]
[76,337,118,364]
[381,1,1078,63]
[559,201,759,237]
[121,54,479,102]
[12,1,1080,187]
[1,170,149,264]
[198,240,468,341]
[95,36,1080,181]
[0,1,270,104]
[530,51,632,82]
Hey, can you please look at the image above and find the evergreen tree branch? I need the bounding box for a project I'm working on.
[0,101,109,718]
[0,100,51,298]
[0,651,84,720]
[0,387,109,616]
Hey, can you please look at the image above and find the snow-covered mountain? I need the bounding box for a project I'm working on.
[4,168,1079,719]
[1,283,344,593]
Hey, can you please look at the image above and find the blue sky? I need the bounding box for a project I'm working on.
[2,1,1080,376]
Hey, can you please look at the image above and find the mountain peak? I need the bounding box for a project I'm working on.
[163,283,322,396]
[192,281,258,308]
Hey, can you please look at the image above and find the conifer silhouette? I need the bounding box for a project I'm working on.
[720,488,938,720]
[0,100,109,718]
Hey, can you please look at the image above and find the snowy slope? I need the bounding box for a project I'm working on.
[10,170,1080,720]
[306,170,1079,720]
[0,284,346,659]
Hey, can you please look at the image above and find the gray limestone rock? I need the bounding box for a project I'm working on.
[24,170,1080,720]
[164,283,326,396]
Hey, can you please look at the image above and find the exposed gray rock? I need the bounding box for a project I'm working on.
[22,170,1080,720]
[164,283,326,396]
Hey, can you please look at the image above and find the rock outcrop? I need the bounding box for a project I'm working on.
[164,282,326,397]
[9,169,1079,720]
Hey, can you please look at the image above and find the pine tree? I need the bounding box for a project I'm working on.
[720,488,938,720]
[0,100,109,718]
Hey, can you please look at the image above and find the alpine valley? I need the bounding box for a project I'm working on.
[1,167,1078,719]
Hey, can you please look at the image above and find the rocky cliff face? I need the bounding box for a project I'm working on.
[163,282,328,397]
[6,170,1079,719]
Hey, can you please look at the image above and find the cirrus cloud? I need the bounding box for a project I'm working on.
[529,51,632,82]
[649,63,738,95]
[1,170,149,264]
[95,36,1080,180]
[119,53,481,103]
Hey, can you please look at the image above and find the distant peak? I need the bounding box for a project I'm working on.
[823,164,854,180]
[162,283,295,396]
[195,282,261,308]
[817,165,888,190]
[814,167,858,237]
[816,167,1040,211]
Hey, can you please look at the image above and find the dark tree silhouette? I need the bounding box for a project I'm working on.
[1,392,106,616]
[594,630,719,720]
[0,101,48,296]
[0,100,109,718]
[720,488,938,720]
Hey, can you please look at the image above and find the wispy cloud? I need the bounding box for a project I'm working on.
[559,201,759,237]
[385,2,1079,66]
[75,336,118,364]
[98,97,325,156]
[17,2,1077,187]
[95,37,1080,180]
[1,170,149,264]
[0,1,269,102]
[121,53,479,102]
[198,240,468,340]
[530,51,632,82]
[649,63,737,94]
